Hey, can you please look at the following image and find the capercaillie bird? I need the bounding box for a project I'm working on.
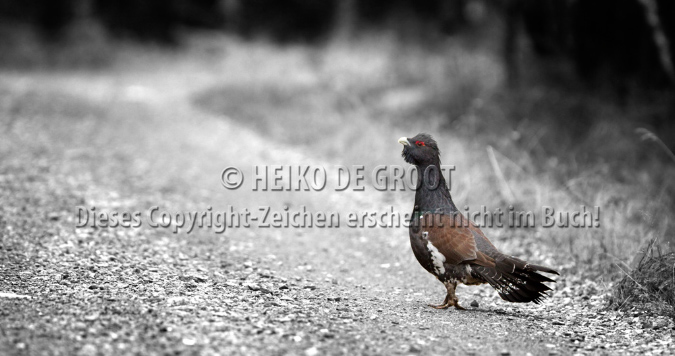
[399,133,559,309]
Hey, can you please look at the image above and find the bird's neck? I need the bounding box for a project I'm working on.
[414,162,458,215]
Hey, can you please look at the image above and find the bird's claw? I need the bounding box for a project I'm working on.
[428,296,466,310]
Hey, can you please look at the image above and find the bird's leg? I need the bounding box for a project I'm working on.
[428,293,452,309]
[445,281,465,310]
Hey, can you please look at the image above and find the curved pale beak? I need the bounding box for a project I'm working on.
[398,137,410,146]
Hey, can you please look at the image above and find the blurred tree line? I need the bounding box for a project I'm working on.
[0,0,674,90]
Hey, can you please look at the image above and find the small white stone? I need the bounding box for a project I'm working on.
[0,292,30,299]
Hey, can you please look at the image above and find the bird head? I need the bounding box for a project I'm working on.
[399,133,440,166]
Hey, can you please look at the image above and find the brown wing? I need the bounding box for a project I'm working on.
[416,213,496,268]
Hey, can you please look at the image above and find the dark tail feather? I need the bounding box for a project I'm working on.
[528,263,560,275]
[473,256,559,304]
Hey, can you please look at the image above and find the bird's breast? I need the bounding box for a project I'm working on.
[409,228,438,276]
[409,227,480,284]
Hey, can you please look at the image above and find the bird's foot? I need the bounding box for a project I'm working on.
[428,294,451,309]
[428,301,466,310]
[429,283,466,310]
[451,296,466,310]
[429,297,466,310]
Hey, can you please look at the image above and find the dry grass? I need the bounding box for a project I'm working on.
[610,240,675,318]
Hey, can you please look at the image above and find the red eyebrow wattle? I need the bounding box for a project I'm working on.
[416,141,425,146]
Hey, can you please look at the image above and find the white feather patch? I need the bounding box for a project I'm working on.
[426,241,446,275]
[464,264,472,274]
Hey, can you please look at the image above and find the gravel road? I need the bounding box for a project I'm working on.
[0,39,672,356]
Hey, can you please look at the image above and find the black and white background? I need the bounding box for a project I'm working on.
[1,1,674,355]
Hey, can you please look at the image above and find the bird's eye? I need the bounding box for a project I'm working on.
[415,141,425,147]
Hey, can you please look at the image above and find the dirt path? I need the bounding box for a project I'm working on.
[1,39,672,356]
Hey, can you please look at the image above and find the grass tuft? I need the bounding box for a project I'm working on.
[610,239,675,319]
